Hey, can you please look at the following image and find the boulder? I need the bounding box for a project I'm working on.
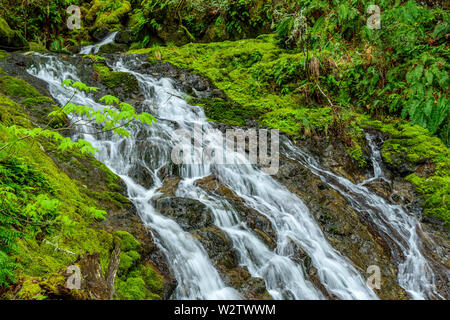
[0,17,29,51]
[154,196,213,231]
[116,29,135,44]
[195,175,277,249]
[92,27,110,42]
[98,42,128,54]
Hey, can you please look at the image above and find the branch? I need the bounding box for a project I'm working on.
[315,81,334,107]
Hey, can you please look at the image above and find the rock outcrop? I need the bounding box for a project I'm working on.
[0,17,28,51]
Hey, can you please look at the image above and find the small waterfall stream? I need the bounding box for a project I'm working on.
[23,34,446,299]
[282,136,448,300]
[79,31,118,55]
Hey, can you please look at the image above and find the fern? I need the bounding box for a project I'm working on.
[0,251,18,287]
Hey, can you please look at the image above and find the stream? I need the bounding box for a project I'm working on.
[23,34,448,300]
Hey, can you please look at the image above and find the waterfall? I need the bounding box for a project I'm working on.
[27,54,241,300]
[27,52,380,299]
[282,136,448,300]
[359,133,388,187]
[79,32,118,55]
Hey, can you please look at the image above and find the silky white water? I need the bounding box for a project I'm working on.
[113,56,379,300]
[25,45,389,299]
[27,54,240,300]
[282,135,448,300]
[79,31,118,55]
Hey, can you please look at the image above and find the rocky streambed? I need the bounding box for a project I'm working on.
[0,50,448,300]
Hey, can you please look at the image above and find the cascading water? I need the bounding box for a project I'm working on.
[113,58,379,300]
[38,22,450,299]
[359,133,387,186]
[282,135,449,300]
[79,32,118,55]
[27,54,240,300]
[27,52,378,300]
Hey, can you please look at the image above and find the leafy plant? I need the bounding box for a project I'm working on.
[0,80,156,287]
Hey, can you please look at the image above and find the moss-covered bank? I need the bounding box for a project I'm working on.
[0,70,167,299]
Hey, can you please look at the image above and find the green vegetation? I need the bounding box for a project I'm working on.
[0,0,448,298]
[114,230,164,300]
[362,119,449,227]
[0,73,159,297]
[124,1,448,225]
[93,63,139,93]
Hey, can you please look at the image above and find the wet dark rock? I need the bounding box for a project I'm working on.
[195,175,277,249]
[67,46,81,55]
[192,225,238,270]
[275,155,408,300]
[115,29,135,44]
[0,17,29,51]
[156,163,180,181]
[154,196,213,231]
[98,42,128,54]
[192,225,270,300]
[129,163,154,189]
[293,135,371,184]
[156,177,181,196]
[364,178,393,201]
[92,28,110,42]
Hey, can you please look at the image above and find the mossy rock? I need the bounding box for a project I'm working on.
[362,119,450,228]
[0,17,29,51]
[0,75,172,298]
[190,96,261,127]
[28,42,46,53]
[115,29,135,44]
[113,231,165,300]
[0,76,41,99]
[92,0,131,30]
[97,42,128,54]
[115,264,164,300]
[0,49,10,59]
[16,274,87,300]
[93,62,138,96]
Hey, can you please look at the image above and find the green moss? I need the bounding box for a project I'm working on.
[0,17,28,50]
[115,230,141,276]
[92,0,132,30]
[20,96,54,107]
[115,230,141,251]
[0,17,14,38]
[126,35,361,148]
[362,120,448,169]
[82,54,105,62]
[17,277,44,300]
[261,107,333,136]
[16,274,85,300]
[93,63,138,93]
[190,97,262,126]
[0,50,10,59]
[118,250,141,275]
[28,42,46,53]
[406,172,449,228]
[0,94,32,127]
[362,119,450,227]
[141,264,164,294]
[115,264,164,300]
[88,190,131,207]
[0,76,41,99]
[0,77,137,293]
[111,231,164,300]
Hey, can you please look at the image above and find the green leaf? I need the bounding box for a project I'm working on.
[99,95,120,106]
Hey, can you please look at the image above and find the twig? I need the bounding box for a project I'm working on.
[315,81,334,107]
